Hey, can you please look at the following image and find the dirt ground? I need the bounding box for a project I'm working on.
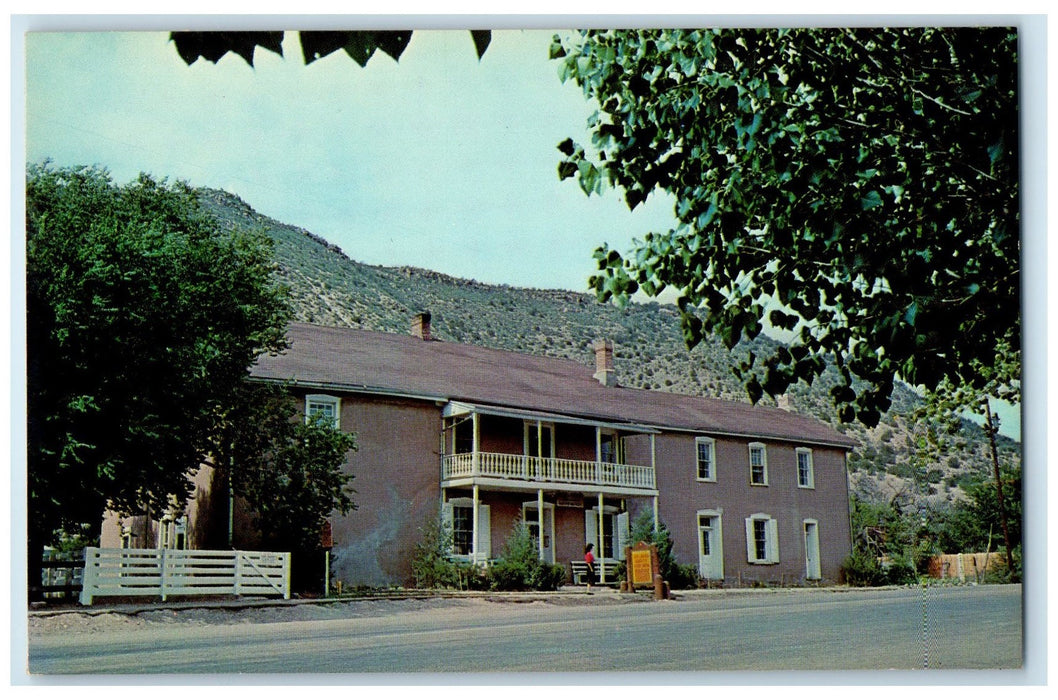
[27,590,644,637]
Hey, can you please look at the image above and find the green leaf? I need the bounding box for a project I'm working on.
[301,31,413,67]
[860,190,884,210]
[903,300,918,326]
[746,375,763,404]
[470,30,492,60]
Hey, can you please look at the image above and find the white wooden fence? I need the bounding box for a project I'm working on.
[79,547,290,605]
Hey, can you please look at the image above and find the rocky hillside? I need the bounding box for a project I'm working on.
[197,188,1020,514]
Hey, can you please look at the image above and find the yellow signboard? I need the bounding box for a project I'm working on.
[631,549,654,585]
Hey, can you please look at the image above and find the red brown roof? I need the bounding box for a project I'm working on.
[251,322,857,449]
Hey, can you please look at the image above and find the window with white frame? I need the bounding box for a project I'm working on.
[748,442,768,485]
[745,513,779,564]
[695,437,716,481]
[451,503,474,556]
[796,448,815,489]
[305,394,341,429]
[442,498,491,560]
[159,516,188,550]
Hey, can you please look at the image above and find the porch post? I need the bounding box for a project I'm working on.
[440,419,446,477]
[537,489,545,561]
[651,433,659,532]
[598,492,606,583]
[595,427,602,483]
[472,484,480,564]
[472,412,480,476]
[650,433,657,489]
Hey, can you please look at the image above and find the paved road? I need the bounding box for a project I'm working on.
[28,585,1021,676]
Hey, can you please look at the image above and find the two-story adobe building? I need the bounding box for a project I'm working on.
[103,313,857,588]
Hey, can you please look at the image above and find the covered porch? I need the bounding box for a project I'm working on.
[440,402,660,583]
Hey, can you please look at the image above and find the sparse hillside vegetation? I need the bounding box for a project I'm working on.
[196,187,1021,517]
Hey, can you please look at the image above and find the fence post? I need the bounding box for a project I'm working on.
[159,547,168,602]
[283,552,291,600]
[79,547,98,606]
[234,551,243,596]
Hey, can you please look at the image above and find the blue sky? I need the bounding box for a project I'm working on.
[25,29,678,292]
[20,21,1038,440]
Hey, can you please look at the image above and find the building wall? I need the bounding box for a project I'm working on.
[99,460,223,550]
[630,432,852,585]
[319,393,442,587]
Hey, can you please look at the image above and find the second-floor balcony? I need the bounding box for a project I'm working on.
[441,451,657,496]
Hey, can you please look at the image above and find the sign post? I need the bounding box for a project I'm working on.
[625,541,660,592]
[321,521,334,597]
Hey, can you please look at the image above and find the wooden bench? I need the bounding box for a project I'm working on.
[570,559,621,585]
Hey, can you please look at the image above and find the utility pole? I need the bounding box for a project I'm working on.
[983,400,1015,576]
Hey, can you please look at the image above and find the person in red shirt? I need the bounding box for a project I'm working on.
[584,543,596,594]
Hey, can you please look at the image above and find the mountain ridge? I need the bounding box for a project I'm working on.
[196,186,1020,514]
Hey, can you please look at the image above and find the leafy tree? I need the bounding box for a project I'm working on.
[170,30,491,67]
[26,163,289,595]
[913,342,1020,575]
[552,28,1019,426]
[844,494,924,586]
[212,382,357,561]
[936,470,1021,561]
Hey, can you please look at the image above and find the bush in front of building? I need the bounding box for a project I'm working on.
[487,519,568,591]
[411,517,463,589]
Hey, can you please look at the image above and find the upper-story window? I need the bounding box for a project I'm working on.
[305,394,341,429]
[748,442,768,485]
[452,417,473,454]
[695,437,716,481]
[600,430,623,464]
[796,448,815,489]
[525,421,555,459]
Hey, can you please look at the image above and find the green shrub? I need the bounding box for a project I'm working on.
[841,550,884,586]
[882,554,918,585]
[487,519,568,591]
[454,560,491,591]
[842,550,919,587]
[410,517,460,589]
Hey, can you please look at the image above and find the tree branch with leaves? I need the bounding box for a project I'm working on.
[553,27,1019,426]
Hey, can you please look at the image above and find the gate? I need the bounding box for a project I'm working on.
[79,547,290,605]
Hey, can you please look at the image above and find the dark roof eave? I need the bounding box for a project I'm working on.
[249,373,857,450]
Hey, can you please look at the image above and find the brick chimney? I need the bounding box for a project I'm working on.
[593,339,616,387]
[411,312,432,341]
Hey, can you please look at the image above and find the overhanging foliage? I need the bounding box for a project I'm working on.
[554,28,1019,426]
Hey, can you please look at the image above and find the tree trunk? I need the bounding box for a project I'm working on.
[27,528,45,603]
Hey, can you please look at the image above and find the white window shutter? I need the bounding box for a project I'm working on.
[478,504,491,560]
[441,501,454,529]
[616,512,630,560]
[745,518,756,562]
[585,510,598,552]
[768,518,780,564]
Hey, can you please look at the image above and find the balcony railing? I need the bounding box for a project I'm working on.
[442,451,656,491]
